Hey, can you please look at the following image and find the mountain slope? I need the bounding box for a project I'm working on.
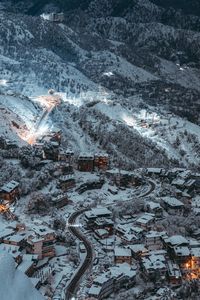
[0,0,200,169]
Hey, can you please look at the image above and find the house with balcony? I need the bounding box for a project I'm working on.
[58,174,75,191]
[145,201,163,218]
[136,213,155,230]
[161,197,184,215]
[88,263,136,299]
[3,233,26,247]
[167,261,182,286]
[145,231,166,251]
[78,153,94,172]
[51,193,69,208]
[58,149,74,164]
[94,153,109,171]
[26,226,55,260]
[141,253,167,281]
[0,181,20,203]
[85,207,112,227]
[114,247,132,265]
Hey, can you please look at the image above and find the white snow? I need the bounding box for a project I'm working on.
[0,254,44,300]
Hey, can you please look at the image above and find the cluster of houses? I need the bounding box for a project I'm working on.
[84,200,200,299]
[145,167,199,197]
[0,180,20,218]
[1,130,200,298]
[106,169,142,188]
[0,221,56,289]
[78,153,109,172]
[34,128,109,173]
[88,263,136,299]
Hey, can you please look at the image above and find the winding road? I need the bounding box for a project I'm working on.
[65,179,156,299]
[139,179,156,198]
[65,209,93,300]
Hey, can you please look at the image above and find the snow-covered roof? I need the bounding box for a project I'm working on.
[136,213,155,225]
[30,225,55,238]
[142,254,166,271]
[91,263,136,291]
[122,233,138,242]
[88,285,101,296]
[94,153,109,157]
[166,235,189,246]
[93,273,112,285]
[85,207,112,218]
[1,180,19,193]
[51,193,68,203]
[128,244,148,254]
[17,259,34,274]
[0,228,15,239]
[171,178,185,186]
[94,229,109,236]
[114,247,132,257]
[162,197,184,207]
[109,263,136,279]
[189,239,200,248]
[174,246,190,257]
[179,170,192,179]
[59,174,75,181]
[147,168,162,174]
[106,169,130,176]
[78,153,94,159]
[95,217,114,226]
[59,149,74,155]
[147,249,167,256]
[132,226,144,234]
[116,223,131,234]
[146,231,165,239]
[166,261,181,278]
[146,201,162,210]
[191,248,200,258]
[4,233,26,243]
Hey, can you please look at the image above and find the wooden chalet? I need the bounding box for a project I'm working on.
[27,226,56,259]
[58,175,75,191]
[78,153,94,172]
[58,149,74,164]
[43,141,59,161]
[51,193,69,208]
[0,180,20,203]
[94,153,109,171]
[114,247,132,265]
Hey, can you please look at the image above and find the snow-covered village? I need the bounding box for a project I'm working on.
[0,1,200,300]
[0,90,199,300]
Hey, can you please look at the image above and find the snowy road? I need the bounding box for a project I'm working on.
[65,209,93,300]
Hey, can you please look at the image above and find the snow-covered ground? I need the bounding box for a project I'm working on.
[92,101,200,166]
[0,254,44,300]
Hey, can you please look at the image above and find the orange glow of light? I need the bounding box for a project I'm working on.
[18,130,37,145]
[0,205,8,213]
[18,94,61,145]
[36,95,61,111]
